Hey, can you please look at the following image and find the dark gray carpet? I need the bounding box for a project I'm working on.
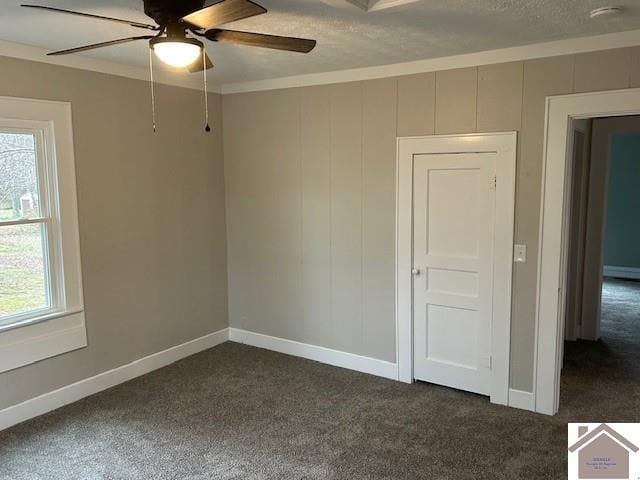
[561,278,640,418]
[1,279,638,479]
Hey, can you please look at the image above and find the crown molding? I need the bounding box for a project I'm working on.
[2,29,639,97]
[221,29,640,94]
[0,39,222,94]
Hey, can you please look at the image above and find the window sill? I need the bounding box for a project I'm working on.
[0,309,86,374]
[0,308,84,334]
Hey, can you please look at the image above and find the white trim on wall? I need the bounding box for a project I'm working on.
[0,97,86,373]
[395,133,517,407]
[535,88,640,416]
[0,328,229,431]
[221,29,640,94]
[228,328,399,381]
[603,265,640,280]
[2,30,639,95]
[508,389,536,412]
[0,317,86,374]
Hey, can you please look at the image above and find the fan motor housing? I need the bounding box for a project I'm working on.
[143,0,205,25]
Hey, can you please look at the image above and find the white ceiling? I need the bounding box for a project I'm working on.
[1,0,640,86]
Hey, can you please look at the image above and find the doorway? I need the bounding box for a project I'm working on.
[536,89,640,415]
[561,116,640,414]
[396,133,516,406]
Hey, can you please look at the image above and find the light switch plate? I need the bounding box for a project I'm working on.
[514,244,527,263]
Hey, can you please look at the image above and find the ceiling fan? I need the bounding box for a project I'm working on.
[21,0,317,71]
[22,0,317,132]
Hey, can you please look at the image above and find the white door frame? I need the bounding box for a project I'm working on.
[535,88,640,416]
[396,132,517,406]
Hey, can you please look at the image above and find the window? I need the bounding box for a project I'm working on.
[0,97,85,373]
[1,128,52,324]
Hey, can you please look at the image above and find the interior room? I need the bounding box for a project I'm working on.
[1,1,640,479]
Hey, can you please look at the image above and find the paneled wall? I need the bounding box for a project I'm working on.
[0,56,228,410]
[224,47,640,392]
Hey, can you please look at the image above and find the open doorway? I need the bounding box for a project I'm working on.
[536,89,640,415]
[561,115,640,415]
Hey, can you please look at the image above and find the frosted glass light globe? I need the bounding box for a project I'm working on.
[153,41,201,68]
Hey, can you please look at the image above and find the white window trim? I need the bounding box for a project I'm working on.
[0,96,85,373]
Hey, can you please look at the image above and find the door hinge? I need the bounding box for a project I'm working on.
[490,175,497,190]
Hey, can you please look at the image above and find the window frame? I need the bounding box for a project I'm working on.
[0,97,85,373]
[1,120,59,328]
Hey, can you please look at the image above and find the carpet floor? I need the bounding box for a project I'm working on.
[1,280,639,479]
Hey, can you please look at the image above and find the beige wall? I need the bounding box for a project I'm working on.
[0,56,228,410]
[224,47,640,392]
[2,45,637,408]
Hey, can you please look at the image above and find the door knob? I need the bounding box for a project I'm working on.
[412,268,421,276]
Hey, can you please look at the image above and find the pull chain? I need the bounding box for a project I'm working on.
[203,49,211,133]
[148,48,157,133]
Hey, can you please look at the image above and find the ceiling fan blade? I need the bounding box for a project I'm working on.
[181,0,267,30]
[47,36,155,56]
[205,29,317,53]
[187,52,214,73]
[21,4,159,30]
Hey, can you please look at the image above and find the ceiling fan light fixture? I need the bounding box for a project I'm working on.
[150,37,203,68]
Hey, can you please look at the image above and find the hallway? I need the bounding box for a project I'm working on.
[560,279,640,419]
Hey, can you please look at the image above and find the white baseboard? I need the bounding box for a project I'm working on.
[229,328,398,381]
[603,265,640,280]
[508,388,536,412]
[0,327,229,431]
[1,325,538,429]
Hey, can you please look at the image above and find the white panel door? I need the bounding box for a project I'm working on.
[412,153,496,396]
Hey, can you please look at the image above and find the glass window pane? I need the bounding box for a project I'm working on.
[0,132,41,221]
[0,223,49,322]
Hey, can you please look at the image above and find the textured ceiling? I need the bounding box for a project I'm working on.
[1,0,640,85]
